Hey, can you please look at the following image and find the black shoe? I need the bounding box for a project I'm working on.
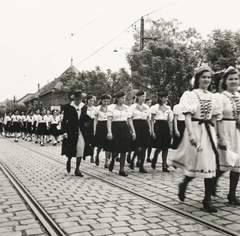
[129,161,134,170]
[178,183,186,202]
[151,161,156,169]
[162,167,170,172]
[35,141,38,144]
[146,158,152,163]
[104,164,109,169]
[119,171,128,177]
[227,194,240,206]
[202,199,218,213]
[139,168,147,173]
[109,161,114,172]
[95,156,99,166]
[116,157,120,162]
[75,171,83,177]
[66,160,71,173]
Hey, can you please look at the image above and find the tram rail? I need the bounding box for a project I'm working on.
[9,140,240,236]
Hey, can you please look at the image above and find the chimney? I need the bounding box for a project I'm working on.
[71,58,73,66]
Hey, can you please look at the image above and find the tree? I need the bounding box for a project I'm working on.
[203,29,240,71]
[127,18,202,105]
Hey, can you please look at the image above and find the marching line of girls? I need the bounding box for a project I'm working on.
[1,109,64,146]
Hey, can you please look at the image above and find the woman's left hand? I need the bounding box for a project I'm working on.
[132,132,136,140]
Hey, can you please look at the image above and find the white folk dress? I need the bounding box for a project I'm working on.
[170,89,221,178]
[218,91,240,173]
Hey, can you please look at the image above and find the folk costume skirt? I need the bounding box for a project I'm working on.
[219,120,240,173]
[94,120,108,149]
[132,119,150,149]
[107,121,131,153]
[151,120,171,149]
[27,122,33,134]
[170,120,217,178]
[0,122,3,132]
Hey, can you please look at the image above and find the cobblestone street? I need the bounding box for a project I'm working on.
[0,137,239,236]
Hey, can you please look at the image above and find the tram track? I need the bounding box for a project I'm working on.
[9,140,240,236]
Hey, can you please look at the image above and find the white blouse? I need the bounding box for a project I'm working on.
[107,104,130,122]
[150,104,173,121]
[94,105,108,121]
[129,103,150,120]
[49,115,60,124]
[11,115,21,122]
[36,115,48,124]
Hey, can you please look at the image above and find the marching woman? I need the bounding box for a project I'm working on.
[213,66,240,205]
[49,110,60,146]
[26,111,34,141]
[4,112,11,137]
[45,109,52,143]
[93,94,111,167]
[150,91,173,172]
[36,108,49,146]
[62,90,92,177]
[11,110,21,142]
[129,91,151,173]
[107,91,136,176]
[20,112,27,140]
[32,109,40,143]
[171,67,221,213]
[85,94,96,162]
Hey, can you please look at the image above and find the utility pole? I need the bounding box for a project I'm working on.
[140,17,144,51]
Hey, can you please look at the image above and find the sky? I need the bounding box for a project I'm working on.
[0,0,240,101]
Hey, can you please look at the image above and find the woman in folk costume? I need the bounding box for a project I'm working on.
[49,110,61,146]
[171,67,221,213]
[107,91,136,177]
[129,90,151,173]
[61,90,92,177]
[150,91,173,172]
[93,94,111,168]
[32,109,40,143]
[26,110,34,142]
[213,67,240,205]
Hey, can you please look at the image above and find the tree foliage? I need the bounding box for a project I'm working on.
[127,18,202,105]
[203,29,240,71]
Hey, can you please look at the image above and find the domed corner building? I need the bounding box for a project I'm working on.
[24,59,80,111]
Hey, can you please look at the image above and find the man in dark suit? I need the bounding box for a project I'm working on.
[62,90,92,177]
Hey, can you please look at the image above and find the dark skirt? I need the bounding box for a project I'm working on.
[21,122,26,132]
[37,123,47,135]
[171,120,185,149]
[12,122,20,133]
[84,118,94,145]
[151,120,171,149]
[50,124,58,136]
[94,121,108,149]
[106,121,131,153]
[33,121,37,134]
[27,122,33,134]
[132,120,150,149]
[0,123,3,132]
[5,121,11,132]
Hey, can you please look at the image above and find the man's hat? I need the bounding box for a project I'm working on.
[72,90,82,99]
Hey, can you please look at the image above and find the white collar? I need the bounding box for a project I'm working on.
[70,101,84,110]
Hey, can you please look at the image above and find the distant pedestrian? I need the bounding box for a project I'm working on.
[36,108,48,146]
[11,110,21,142]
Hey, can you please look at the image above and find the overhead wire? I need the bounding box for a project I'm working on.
[74,0,181,66]
[0,0,119,97]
